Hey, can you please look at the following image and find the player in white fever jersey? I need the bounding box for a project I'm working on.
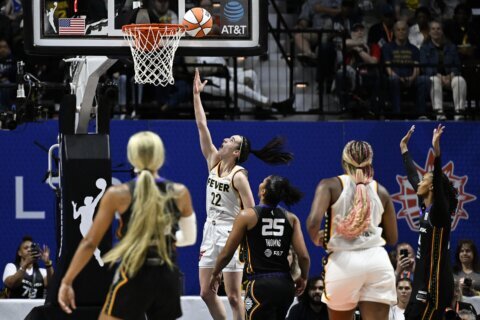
[193,69,294,320]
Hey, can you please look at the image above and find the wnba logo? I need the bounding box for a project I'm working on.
[392,149,476,231]
[224,1,244,22]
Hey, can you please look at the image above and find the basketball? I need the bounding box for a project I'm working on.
[182,7,213,38]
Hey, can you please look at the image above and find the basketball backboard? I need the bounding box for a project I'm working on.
[24,0,267,56]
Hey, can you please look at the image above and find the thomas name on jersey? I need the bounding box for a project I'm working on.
[207,177,230,192]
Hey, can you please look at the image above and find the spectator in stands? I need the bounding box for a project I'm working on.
[382,20,427,117]
[453,240,480,292]
[368,4,395,50]
[294,0,344,93]
[147,0,177,23]
[286,276,329,320]
[395,242,416,280]
[0,37,14,112]
[422,0,458,20]
[444,4,480,62]
[458,309,476,320]
[0,5,13,43]
[334,22,380,109]
[294,0,343,62]
[408,7,432,49]
[389,277,413,320]
[184,56,295,116]
[2,236,54,299]
[395,0,423,24]
[450,279,478,318]
[420,20,467,120]
[288,246,302,282]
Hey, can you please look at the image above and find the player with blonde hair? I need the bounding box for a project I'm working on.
[58,131,196,320]
[307,140,398,320]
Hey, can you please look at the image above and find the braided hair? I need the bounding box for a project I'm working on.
[336,140,374,239]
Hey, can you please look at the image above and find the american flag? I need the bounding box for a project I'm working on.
[58,18,85,35]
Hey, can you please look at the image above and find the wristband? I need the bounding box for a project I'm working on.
[45,262,53,268]
[18,267,25,272]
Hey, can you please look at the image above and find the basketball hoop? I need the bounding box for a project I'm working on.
[122,24,185,86]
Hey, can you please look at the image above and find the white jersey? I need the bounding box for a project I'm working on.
[327,174,386,252]
[205,163,245,224]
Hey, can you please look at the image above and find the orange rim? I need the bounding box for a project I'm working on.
[122,23,186,34]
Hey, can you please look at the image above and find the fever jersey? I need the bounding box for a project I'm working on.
[243,206,293,275]
[205,163,245,223]
[326,174,386,252]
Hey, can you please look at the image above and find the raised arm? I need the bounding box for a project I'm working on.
[378,183,398,246]
[306,178,334,246]
[431,124,450,227]
[58,186,120,313]
[289,213,310,296]
[400,125,421,192]
[193,68,220,168]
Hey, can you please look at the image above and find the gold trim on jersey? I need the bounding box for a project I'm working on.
[247,280,261,320]
[103,269,129,316]
[244,235,254,274]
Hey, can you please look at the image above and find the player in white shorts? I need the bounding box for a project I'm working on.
[193,69,294,320]
[307,140,398,320]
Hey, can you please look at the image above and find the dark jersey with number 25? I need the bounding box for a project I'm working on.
[243,205,293,275]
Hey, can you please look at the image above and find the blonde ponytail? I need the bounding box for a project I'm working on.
[103,132,175,277]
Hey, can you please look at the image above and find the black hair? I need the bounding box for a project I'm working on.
[454,3,471,16]
[453,239,480,273]
[263,175,303,207]
[14,236,39,269]
[298,275,324,304]
[441,173,458,214]
[237,136,293,165]
[415,6,432,19]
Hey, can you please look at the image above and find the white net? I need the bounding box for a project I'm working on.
[122,24,185,86]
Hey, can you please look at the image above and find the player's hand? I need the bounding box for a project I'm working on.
[400,125,415,153]
[58,282,76,314]
[432,124,444,156]
[209,273,222,293]
[193,68,208,95]
[294,277,307,296]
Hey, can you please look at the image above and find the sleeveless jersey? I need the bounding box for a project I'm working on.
[205,163,245,223]
[116,178,181,260]
[243,206,293,275]
[9,266,45,298]
[326,175,386,252]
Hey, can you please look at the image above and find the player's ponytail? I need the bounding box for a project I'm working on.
[336,140,374,239]
[103,132,174,277]
[263,175,303,207]
[237,136,293,165]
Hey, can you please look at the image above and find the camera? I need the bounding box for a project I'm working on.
[29,243,41,258]
[400,248,409,259]
[464,277,473,287]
